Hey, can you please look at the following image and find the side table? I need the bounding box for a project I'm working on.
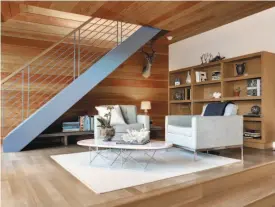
[150,125,164,139]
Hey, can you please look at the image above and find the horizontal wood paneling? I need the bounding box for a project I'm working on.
[1,30,168,138]
[46,49,168,135]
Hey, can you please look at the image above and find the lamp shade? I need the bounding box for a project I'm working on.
[141,101,151,110]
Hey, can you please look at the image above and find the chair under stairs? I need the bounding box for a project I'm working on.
[1,17,160,152]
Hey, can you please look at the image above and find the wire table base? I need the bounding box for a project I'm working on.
[88,147,159,171]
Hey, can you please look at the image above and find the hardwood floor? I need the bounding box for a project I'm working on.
[1,145,275,207]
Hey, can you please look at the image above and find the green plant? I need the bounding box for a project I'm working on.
[97,106,114,129]
[234,87,241,92]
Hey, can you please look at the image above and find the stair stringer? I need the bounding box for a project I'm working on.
[3,26,160,152]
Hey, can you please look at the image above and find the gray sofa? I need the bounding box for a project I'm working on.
[94,105,150,141]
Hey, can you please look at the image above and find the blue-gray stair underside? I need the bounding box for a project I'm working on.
[3,26,160,152]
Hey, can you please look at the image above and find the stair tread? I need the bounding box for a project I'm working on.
[179,174,275,207]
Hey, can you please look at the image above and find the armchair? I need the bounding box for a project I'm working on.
[165,104,243,160]
[94,105,150,141]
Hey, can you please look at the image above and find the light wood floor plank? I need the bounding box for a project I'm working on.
[1,145,275,207]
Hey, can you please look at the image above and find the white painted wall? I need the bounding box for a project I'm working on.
[169,7,275,70]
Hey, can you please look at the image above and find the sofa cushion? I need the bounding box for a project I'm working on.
[95,105,126,125]
[120,105,137,124]
[167,125,192,137]
[113,123,143,133]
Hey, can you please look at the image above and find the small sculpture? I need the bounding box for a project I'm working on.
[200,53,213,64]
[142,41,156,78]
[212,92,222,99]
[210,53,225,62]
[121,128,150,144]
[201,52,225,64]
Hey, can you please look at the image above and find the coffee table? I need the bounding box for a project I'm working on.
[77,139,172,170]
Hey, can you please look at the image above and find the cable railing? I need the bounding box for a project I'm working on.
[1,17,141,138]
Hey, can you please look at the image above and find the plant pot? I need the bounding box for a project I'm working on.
[100,127,115,141]
[234,91,240,97]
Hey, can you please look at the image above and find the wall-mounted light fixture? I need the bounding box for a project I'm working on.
[167,36,173,41]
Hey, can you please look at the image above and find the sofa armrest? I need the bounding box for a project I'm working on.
[137,115,150,130]
[166,115,195,127]
[192,116,243,149]
[93,115,101,139]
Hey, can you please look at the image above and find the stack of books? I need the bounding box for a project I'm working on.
[244,129,261,139]
[62,122,80,132]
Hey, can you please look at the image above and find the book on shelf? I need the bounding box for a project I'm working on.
[62,121,80,132]
[244,129,261,138]
[62,128,80,132]
[79,115,94,131]
[184,88,191,100]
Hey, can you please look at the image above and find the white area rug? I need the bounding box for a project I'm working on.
[51,148,240,194]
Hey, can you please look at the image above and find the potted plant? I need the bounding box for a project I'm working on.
[97,106,115,141]
[234,87,241,97]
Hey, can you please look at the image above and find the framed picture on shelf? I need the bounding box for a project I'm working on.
[247,79,261,96]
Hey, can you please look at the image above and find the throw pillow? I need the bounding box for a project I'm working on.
[95,105,126,125]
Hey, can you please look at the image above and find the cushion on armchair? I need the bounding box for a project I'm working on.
[202,103,238,116]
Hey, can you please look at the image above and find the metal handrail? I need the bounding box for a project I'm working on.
[1,17,95,85]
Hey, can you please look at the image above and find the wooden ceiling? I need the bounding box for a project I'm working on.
[2,2,275,43]
[2,1,274,43]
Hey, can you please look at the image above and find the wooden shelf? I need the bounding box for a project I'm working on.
[169,84,191,89]
[244,138,263,143]
[170,61,222,74]
[170,100,191,104]
[223,74,261,82]
[193,80,221,86]
[193,98,221,103]
[169,68,191,74]
[223,96,262,101]
[244,117,262,122]
[169,51,275,149]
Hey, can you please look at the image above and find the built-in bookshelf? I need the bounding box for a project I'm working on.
[168,51,275,149]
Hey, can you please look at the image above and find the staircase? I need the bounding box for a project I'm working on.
[1,17,160,152]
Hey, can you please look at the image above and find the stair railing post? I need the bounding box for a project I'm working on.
[27,66,30,117]
[117,21,119,46]
[120,21,123,44]
[73,32,76,80]
[21,69,24,121]
[78,29,80,77]
[1,87,4,137]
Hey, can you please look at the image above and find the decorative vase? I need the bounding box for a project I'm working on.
[100,127,115,141]
[251,105,261,115]
[186,71,191,84]
[236,63,246,76]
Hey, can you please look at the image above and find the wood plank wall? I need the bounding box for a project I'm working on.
[46,45,168,135]
[1,37,168,138]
